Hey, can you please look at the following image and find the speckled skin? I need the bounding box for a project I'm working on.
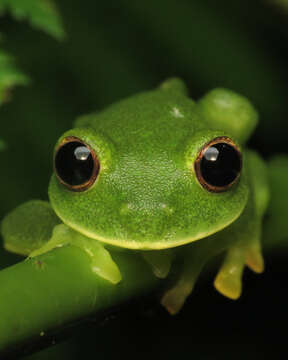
[1,79,270,314]
[49,80,250,249]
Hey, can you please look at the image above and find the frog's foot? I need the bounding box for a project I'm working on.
[142,250,173,279]
[161,253,208,315]
[71,234,122,284]
[214,239,264,299]
[1,200,61,256]
[30,224,122,284]
[161,278,197,316]
[29,224,70,258]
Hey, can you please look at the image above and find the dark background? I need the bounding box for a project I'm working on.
[1,0,288,358]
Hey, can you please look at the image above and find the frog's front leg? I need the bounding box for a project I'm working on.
[160,241,212,315]
[215,150,268,299]
[30,224,122,284]
[160,220,264,315]
[160,150,268,314]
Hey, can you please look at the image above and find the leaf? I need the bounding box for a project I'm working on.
[0,49,29,105]
[0,139,6,151]
[0,0,65,40]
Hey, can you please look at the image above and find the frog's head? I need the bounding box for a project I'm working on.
[49,79,258,250]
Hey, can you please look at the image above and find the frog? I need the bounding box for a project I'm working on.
[0,78,269,315]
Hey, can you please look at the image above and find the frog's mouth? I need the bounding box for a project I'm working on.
[61,207,243,250]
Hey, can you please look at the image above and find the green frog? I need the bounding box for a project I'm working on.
[1,78,269,314]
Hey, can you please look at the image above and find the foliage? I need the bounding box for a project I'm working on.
[0,0,64,105]
[0,50,28,104]
[0,0,65,40]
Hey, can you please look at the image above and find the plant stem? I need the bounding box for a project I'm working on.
[0,246,160,356]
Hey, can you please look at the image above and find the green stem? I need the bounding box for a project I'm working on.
[0,246,160,355]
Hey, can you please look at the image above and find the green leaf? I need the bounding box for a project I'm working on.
[0,0,65,40]
[0,49,29,105]
[0,139,6,151]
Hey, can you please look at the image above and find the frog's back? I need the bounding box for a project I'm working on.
[75,79,206,156]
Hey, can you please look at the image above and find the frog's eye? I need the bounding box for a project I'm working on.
[194,136,242,192]
[54,136,100,192]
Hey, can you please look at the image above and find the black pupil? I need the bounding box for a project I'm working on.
[55,141,94,186]
[200,142,241,187]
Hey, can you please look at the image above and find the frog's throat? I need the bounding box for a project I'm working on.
[58,208,244,250]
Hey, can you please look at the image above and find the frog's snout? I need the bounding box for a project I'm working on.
[117,201,175,242]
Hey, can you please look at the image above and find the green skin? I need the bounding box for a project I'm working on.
[1,78,269,314]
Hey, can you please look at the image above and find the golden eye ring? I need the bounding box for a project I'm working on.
[194,136,242,193]
[54,136,100,192]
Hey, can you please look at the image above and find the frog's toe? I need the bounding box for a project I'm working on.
[214,268,243,300]
[245,245,264,274]
[161,282,194,315]
[214,247,245,300]
[73,235,122,284]
[90,248,122,284]
[161,249,207,314]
